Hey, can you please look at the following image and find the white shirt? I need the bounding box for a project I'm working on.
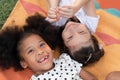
[30,53,83,80]
[48,0,100,33]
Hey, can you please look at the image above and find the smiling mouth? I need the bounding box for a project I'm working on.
[37,55,49,63]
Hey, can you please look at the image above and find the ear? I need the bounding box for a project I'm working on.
[20,60,28,69]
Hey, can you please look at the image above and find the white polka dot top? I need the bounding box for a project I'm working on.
[30,53,83,80]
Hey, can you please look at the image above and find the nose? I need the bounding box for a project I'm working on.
[35,50,45,61]
[37,51,44,55]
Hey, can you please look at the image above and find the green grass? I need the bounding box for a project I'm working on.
[0,0,18,28]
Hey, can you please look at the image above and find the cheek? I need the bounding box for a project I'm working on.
[23,55,35,64]
[62,32,65,40]
[78,34,90,42]
[62,32,70,43]
[62,30,69,40]
[62,33,67,44]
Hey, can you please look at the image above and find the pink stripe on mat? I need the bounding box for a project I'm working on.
[20,0,47,16]
[96,32,120,46]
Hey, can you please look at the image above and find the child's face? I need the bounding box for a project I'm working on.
[18,34,54,75]
[62,21,92,54]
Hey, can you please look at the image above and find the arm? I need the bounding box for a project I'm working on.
[46,0,60,22]
[79,0,99,33]
[72,0,89,14]
[80,69,98,80]
[83,0,97,17]
[58,0,89,18]
[47,0,59,8]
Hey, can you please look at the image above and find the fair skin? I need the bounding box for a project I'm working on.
[62,21,92,54]
[17,33,97,79]
[83,0,97,17]
[58,0,88,18]
[47,0,97,54]
[47,0,59,8]
[46,0,96,22]
[47,0,60,22]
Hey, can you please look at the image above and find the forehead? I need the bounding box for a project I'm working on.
[18,34,43,53]
[18,34,43,47]
[22,34,43,43]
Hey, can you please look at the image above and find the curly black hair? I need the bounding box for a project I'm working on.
[0,13,59,71]
[0,26,23,71]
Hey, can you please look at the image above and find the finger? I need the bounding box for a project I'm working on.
[47,11,57,19]
[59,10,72,18]
[58,6,72,13]
[48,9,56,15]
[48,14,57,19]
[47,18,57,23]
[56,12,60,21]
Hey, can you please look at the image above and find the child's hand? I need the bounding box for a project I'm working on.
[47,8,60,23]
[58,5,77,18]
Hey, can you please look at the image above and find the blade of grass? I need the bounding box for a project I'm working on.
[0,0,18,28]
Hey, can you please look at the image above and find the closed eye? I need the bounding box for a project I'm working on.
[79,31,84,33]
[67,35,73,42]
[78,31,86,34]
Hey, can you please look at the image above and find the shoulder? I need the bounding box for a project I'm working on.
[59,53,82,66]
[59,53,72,60]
